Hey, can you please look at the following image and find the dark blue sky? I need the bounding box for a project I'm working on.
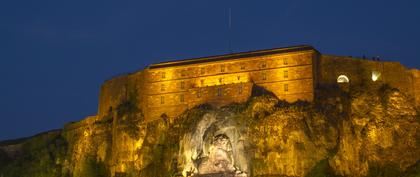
[1,0,419,140]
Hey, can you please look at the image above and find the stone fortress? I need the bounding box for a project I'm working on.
[97,45,420,122]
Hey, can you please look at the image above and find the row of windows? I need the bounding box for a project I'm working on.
[159,84,289,104]
[160,58,290,79]
[160,86,241,104]
[160,70,289,91]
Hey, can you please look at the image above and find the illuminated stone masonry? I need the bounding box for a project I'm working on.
[97,45,420,122]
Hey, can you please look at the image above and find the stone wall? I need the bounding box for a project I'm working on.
[97,72,145,119]
[97,75,129,119]
[317,55,420,106]
[410,69,420,106]
[97,48,420,123]
[97,46,318,122]
[142,49,316,121]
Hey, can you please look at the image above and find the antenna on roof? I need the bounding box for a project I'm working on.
[228,7,233,54]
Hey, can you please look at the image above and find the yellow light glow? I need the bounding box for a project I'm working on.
[337,75,349,83]
[372,71,381,81]
[83,130,89,137]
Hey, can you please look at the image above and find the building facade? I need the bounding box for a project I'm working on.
[97,45,420,122]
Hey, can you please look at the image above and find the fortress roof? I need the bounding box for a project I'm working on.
[148,45,317,69]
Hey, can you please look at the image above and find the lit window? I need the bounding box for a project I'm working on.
[180,94,184,102]
[239,84,243,94]
[181,81,185,89]
[161,72,166,79]
[284,84,289,92]
[284,70,288,79]
[217,87,222,96]
[221,65,225,72]
[337,75,350,83]
[262,72,267,80]
[161,84,165,92]
[160,96,165,104]
[284,58,288,65]
[261,61,267,68]
[372,71,381,81]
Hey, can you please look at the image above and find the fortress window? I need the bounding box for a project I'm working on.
[201,79,204,86]
[241,65,245,70]
[284,58,288,65]
[261,61,267,68]
[262,72,267,80]
[161,84,165,92]
[284,70,288,79]
[237,76,240,80]
[201,68,205,75]
[181,81,185,89]
[337,75,350,83]
[284,84,289,92]
[221,65,225,72]
[217,87,223,96]
[161,72,166,79]
[161,96,165,104]
[219,77,223,84]
[181,70,186,77]
[239,84,243,94]
[180,94,185,102]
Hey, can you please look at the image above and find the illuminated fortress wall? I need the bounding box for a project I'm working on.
[142,46,316,121]
[96,45,420,122]
[410,70,420,106]
[97,71,146,119]
[317,55,420,106]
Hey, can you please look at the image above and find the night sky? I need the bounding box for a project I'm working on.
[1,0,419,141]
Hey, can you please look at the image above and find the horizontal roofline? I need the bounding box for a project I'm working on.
[148,45,318,69]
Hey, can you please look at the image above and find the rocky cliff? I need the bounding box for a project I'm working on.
[0,84,419,177]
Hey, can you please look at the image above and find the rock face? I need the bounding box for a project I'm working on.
[0,84,419,177]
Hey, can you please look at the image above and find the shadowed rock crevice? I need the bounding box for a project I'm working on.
[250,84,276,98]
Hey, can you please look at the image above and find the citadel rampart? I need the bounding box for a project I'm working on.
[317,55,414,93]
[96,45,420,122]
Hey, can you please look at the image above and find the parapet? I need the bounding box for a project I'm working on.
[96,45,420,122]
